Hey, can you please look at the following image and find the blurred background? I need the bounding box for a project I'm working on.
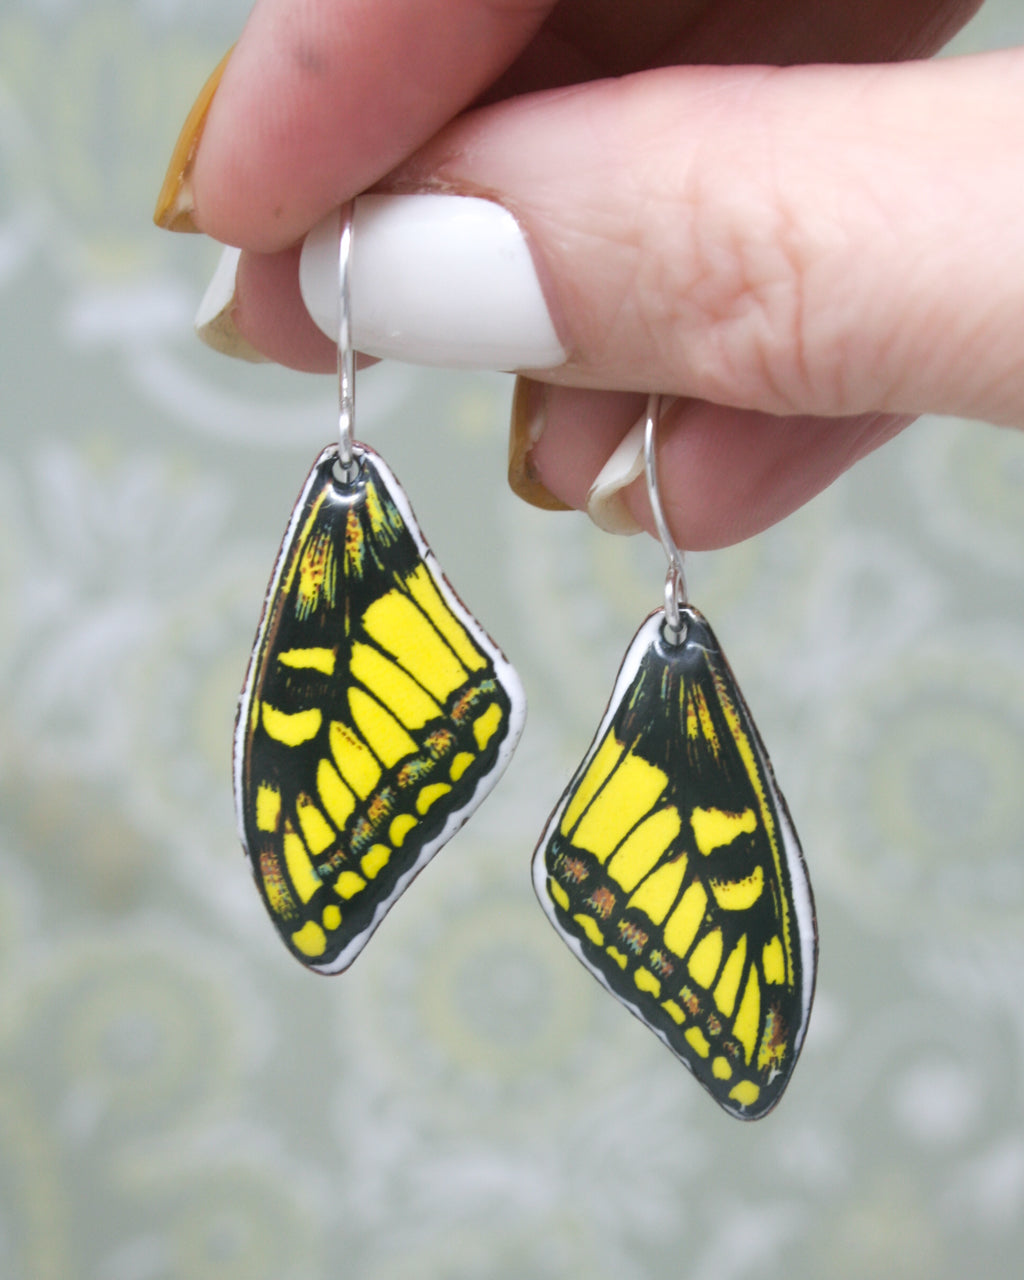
[1,3,1023,1277]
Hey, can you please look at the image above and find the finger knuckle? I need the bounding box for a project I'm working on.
[641,134,843,414]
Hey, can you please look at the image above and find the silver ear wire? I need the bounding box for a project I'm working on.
[643,393,688,645]
[335,201,360,485]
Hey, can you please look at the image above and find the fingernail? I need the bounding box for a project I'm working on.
[154,47,233,233]
[194,245,269,362]
[508,376,572,512]
[586,416,645,535]
[299,196,567,371]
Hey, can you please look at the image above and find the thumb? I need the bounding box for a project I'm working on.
[385,48,1024,428]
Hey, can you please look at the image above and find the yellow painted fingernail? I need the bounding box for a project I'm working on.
[153,46,234,233]
[508,376,571,512]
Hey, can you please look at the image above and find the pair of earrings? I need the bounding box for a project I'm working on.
[234,208,817,1119]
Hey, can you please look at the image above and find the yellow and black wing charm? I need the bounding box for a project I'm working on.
[235,444,526,974]
[533,608,816,1119]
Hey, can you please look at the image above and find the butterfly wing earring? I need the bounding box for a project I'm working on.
[532,395,816,1119]
[235,204,527,973]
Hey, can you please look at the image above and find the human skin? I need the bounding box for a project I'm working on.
[160,0,1024,550]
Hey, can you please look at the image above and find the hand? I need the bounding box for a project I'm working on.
[156,0,1016,550]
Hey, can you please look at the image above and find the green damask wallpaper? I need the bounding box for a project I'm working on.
[1,3,1023,1278]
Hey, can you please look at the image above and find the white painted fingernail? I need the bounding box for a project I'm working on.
[299,195,566,371]
[194,245,269,362]
[586,417,646,535]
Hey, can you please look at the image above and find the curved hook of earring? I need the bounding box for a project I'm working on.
[643,393,689,645]
[335,201,360,485]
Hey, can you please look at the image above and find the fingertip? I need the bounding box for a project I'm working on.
[154,46,234,234]
[234,245,337,372]
[635,405,914,551]
[188,0,560,250]
[189,31,323,248]
[530,390,914,551]
[529,385,647,509]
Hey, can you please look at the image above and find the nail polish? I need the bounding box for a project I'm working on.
[508,377,571,511]
[154,47,233,233]
[299,195,567,371]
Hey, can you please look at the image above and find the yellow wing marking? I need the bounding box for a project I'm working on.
[329,721,382,799]
[762,936,786,985]
[662,999,686,1024]
[416,782,451,814]
[712,1056,733,1080]
[389,814,417,846]
[350,642,443,730]
[627,855,687,924]
[687,928,723,988]
[713,935,748,1016]
[364,478,397,542]
[295,529,336,621]
[607,807,682,892]
[349,687,417,767]
[335,870,366,899]
[689,685,720,757]
[571,750,667,864]
[322,904,342,930]
[663,881,707,957]
[549,879,570,912]
[277,647,336,674]
[296,794,335,856]
[472,704,503,750]
[691,805,757,856]
[343,504,365,576]
[283,823,321,904]
[634,968,662,997]
[685,1026,711,1058]
[685,697,699,742]
[561,732,624,835]
[729,1080,761,1108]
[255,783,281,833]
[274,491,330,606]
[574,913,604,946]
[316,758,356,829]
[710,865,765,912]
[261,704,322,746]
[362,590,469,702]
[450,751,474,780]
[361,844,390,878]
[405,565,486,672]
[712,670,794,984]
[291,920,327,957]
[732,968,761,1063]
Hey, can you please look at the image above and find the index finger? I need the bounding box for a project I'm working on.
[190,0,559,251]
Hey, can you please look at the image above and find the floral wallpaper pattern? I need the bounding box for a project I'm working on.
[1,2,1023,1277]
